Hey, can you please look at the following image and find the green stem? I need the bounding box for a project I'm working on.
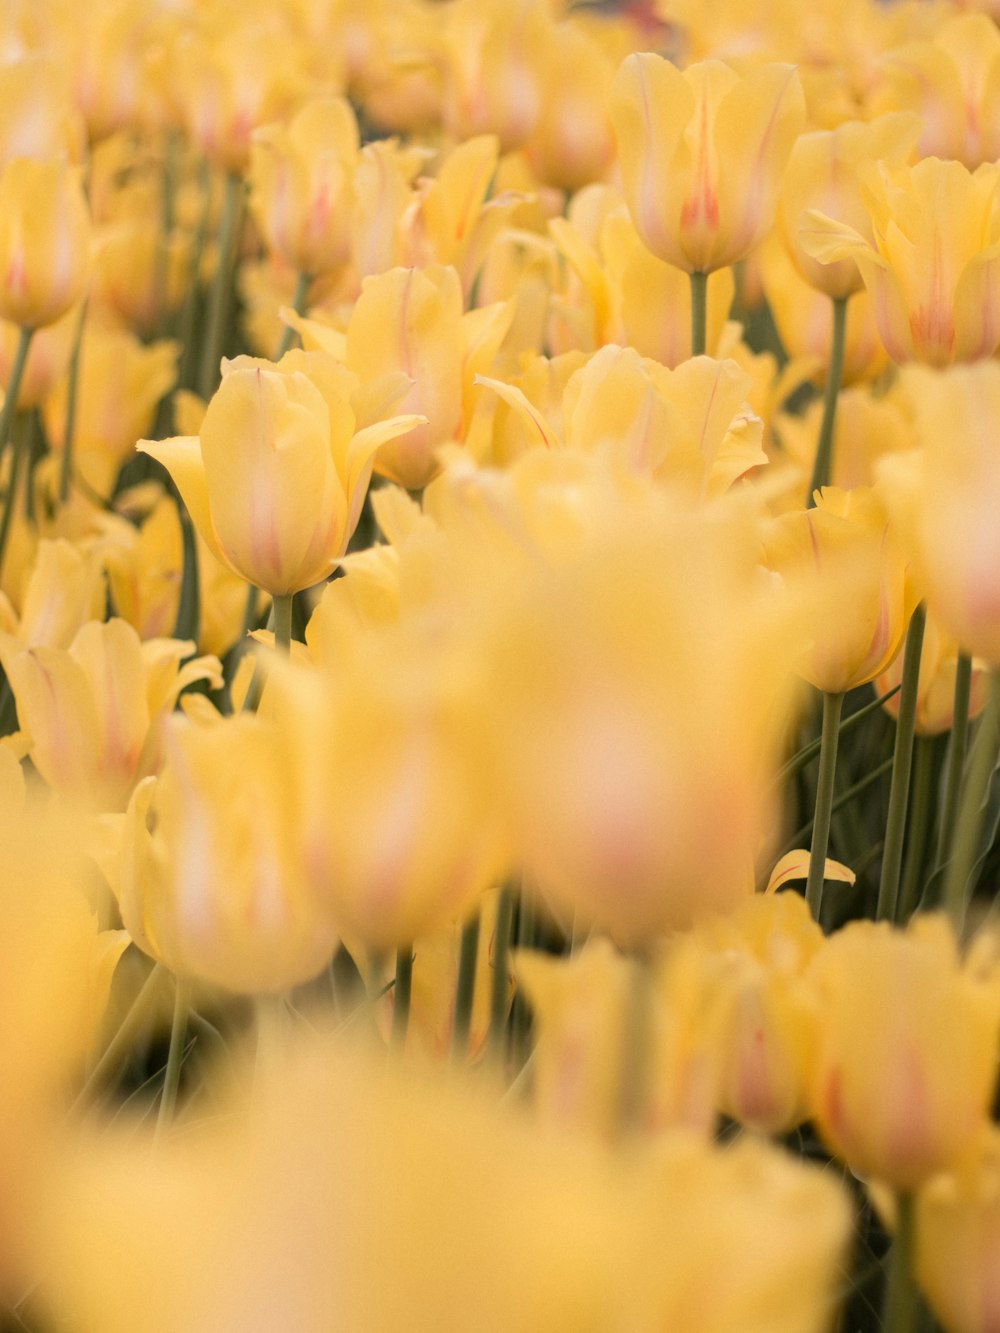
[451,911,481,1065]
[241,583,260,638]
[59,302,87,504]
[774,683,900,788]
[155,976,189,1142]
[0,406,32,579]
[877,604,926,922]
[198,170,244,400]
[781,755,893,859]
[806,690,844,920]
[689,270,709,357]
[153,131,179,340]
[936,651,973,874]
[882,1193,920,1333]
[942,669,1000,932]
[274,271,311,360]
[807,295,848,506]
[391,946,413,1054]
[0,325,32,462]
[488,885,514,1059]
[898,735,936,922]
[272,592,293,655]
[178,160,212,391]
[171,498,200,645]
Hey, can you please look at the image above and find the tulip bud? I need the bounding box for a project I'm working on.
[0,157,91,329]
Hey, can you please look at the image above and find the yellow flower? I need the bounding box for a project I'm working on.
[138,352,424,596]
[0,617,221,812]
[808,915,1000,1190]
[119,713,338,995]
[440,0,547,153]
[0,157,91,329]
[802,157,1000,365]
[0,537,105,651]
[0,55,85,167]
[249,97,359,279]
[876,609,990,737]
[609,53,805,274]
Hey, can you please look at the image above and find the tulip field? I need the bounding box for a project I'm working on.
[5,0,1000,1329]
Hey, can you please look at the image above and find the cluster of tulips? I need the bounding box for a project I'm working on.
[6,0,1000,1328]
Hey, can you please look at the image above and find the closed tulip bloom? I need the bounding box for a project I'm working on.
[0,56,85,167]
[916,1127,1000,1333]
[903,362,1000,664]
[138,353,425,596]
[0,157,91,329]
[763,485,916,694]
[0,618,221,813]
[802,157,1000,366]
[808,915,1000,1190]
[119,714,338,995]
[249,97,359,279]
[609,54,805,274]
[440,0,546,153]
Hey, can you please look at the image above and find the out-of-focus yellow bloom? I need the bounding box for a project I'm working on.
[902,362,1000,665]
[802,157,1000,366]
[516,937,722,1140]
[877,611,989,736]
[0,617,221,813]
[877,14,1000,167]
[342,264,513,489]
[763,484,916,694]
[275,628,506,954]
[0,157,91,329]
[119,713,337,995]
[90,217,189,338]
[609,54,805,274]
[776,114,919,301]
[249,97,359,279]
[758,237,889,390]
[44,325,178,500]
[479,346,767,502]
[694,892,822,1136]
[350,137,428,280]
[771,382,911,493]
[915,1127,1000,1333]
[0,55,85,166]
[466,349,586,468]
[440,0,547,152]
[0,537,105,651]
[41,1034,851,1333]
[139,352,424,596]
[808,915,1000,1190]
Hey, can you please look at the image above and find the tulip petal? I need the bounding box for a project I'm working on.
[954,243,1000,361]
[766,851,856,894]
[474,374,559,450]
[137,435,229,572]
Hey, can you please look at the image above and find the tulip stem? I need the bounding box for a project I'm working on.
[0,324,32,462]
[882,1193,920,1333]
[272,592,293,654]
[198,170,244,401]
[59,300,87,504]
[806,690,844,920]
[155,976,190,1142]
[391,947,413,1055]
[178,160,212,391]
[0,405,32,579]
[689,270,709,357]
[274,271,311,360]
[877,604,926,923]
[451,911,481,1065]
[898,736,935,922]
[936,651,973,874]
[488,884,515,1059]
[807,295,848,506]
[942,670,1000,932]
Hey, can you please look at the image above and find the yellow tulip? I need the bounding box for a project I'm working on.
[138,352,425,596]
[915,1127,1000,1333]
[0,157,91,329]
[763,484,916,694]
[901,362,1000,664]
[609,53,805,274]
[0,537,105,651]
[249,97,359,279]
[0,307,77,411]
[91,217,189,337]
[44,325,178,500]
[0,617,221,812]
[0,55,85,167]
[776,113,920,301]
[118,713,338,996]
[877,13,1000,167]
[808,915,1000,1190]
[344,264,513,490]
[771,382,912,493]
[802,157,1000,366]
[440,0,546,153]
[876,610,989,737]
